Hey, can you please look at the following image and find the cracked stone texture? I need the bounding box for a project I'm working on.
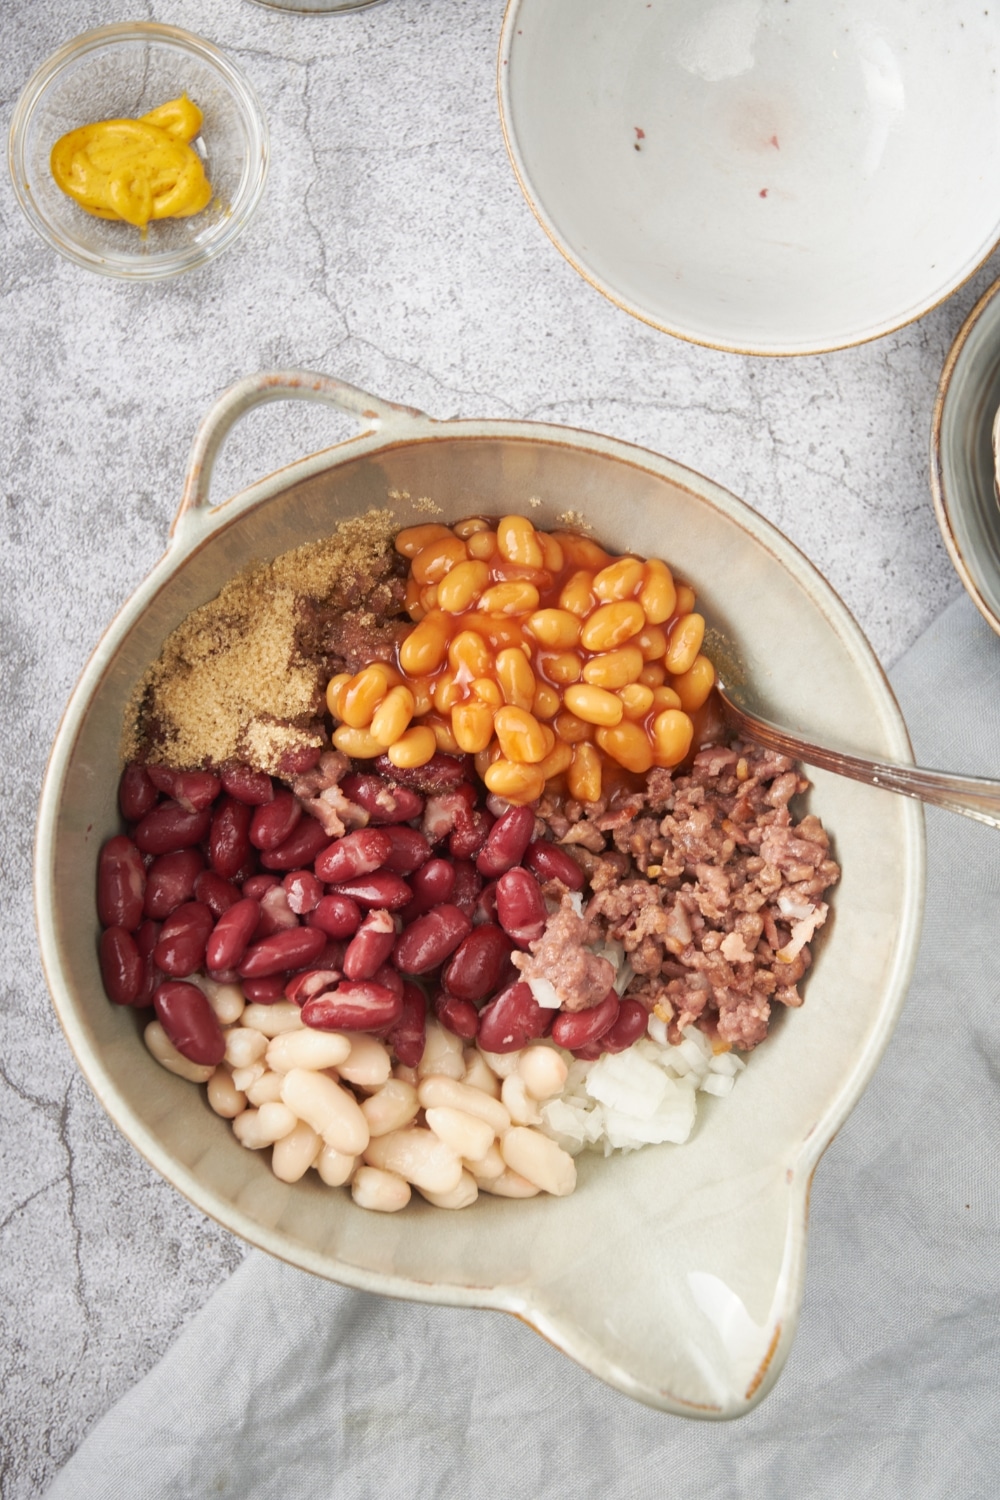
[1,0,996,1494]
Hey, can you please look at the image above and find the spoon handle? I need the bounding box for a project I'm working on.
[719,701,1000,830]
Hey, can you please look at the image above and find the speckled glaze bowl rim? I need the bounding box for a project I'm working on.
[7,21,269,281]
[930,276,1000,638]
[497,0,1000,358]
[34,372,925,1419]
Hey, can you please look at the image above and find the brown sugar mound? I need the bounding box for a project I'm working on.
[124,510,408,775]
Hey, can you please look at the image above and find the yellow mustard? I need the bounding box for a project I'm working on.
[50,95,212,231]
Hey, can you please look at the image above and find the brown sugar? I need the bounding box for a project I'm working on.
[123,510,406,775]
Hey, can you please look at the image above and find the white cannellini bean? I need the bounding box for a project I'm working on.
[246,1070,286,1106]
[418,1170,479,1210]
[232,1102,298,1150]
[417,1018,465,1080]
[337,1034,392,1089]
[501,1126,577,1197]
[393,1062,419,1086]
[207,1067,246,1119]
[231,1060,266,1093]
[351,1166,411,1213]
[143,1021,215,1083]
[417,1076,510,1136]
[192,975,245,1026]
[462,1048,501,1097]
[479,1169,540,1198]
[361,1078,420,1137]
[316,1143,357,1187]
[477,1044,522,1079]
[465,1141,505,1183]
[364,1129,463,1195]
[265,1029,351,1074]
[501,1073,542,1126]
[280,1068,370,1156]
[271,1120,322,1183]
[241,1001,304,1037]
[424,1106,495,1163]
[224,1027,269,1070]
[516,1045,568,1101]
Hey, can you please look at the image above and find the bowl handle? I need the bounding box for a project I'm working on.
[171,369,427,538]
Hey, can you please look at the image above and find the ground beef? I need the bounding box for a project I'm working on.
[511,895,615,1012]
[532,742,840,1051]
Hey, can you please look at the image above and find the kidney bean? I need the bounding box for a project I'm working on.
[343,909,398,982]
[371,963,404,999]
[434,992,480,1040]
[442,924,514,1003]
[301,981,403,1032]
[599,998,648,1054]
[254,884,300,938]
[340,772,425,824]
[242,973,289,1003]
[284,968,343,1005]
[142,848,205,921]
[250,790,301,851]
[386,982,427,1067]
[381,826,431,877]
[283,870,323,914]
[524,840,586,892]
[153,980,226,1065]
[373,752,468,792]
[315,828,392,884]
[133,919,161,1007]
[259,817,333,872]
[329,871,413,910]
[145,766,221,812]
[551,990,621,1051]
[193,869,243,918]
[276,742,323,777]
[134,801,212,857]
[477,981,555,1053]
[208,796,252,880]
[119,763,158,822]
[394,904,472,974]
[97,836,146,931]
[307,893,363,939]
[450,860,483,918]
[152,901,214,977]
[99,926,143,1005]
[495,867,547,948]
[243,873,280,901]
[205,897,261,972]
[475,880,498,925]
[449,807,493,860]
[401,858,455,921]
[476,805,535,878]
[239,926,327,979]
[220,764,274,805]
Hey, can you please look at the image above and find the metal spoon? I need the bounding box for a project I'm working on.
[714,677,1000,830]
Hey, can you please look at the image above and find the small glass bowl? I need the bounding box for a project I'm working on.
[8,22,269,280]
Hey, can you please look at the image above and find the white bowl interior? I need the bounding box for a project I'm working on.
[502,0,1000,353]
[39,431,922,1414]
[10,25,266,276]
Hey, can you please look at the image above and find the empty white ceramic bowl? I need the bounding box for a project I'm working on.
[499,0,1000,355]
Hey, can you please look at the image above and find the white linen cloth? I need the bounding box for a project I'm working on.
[46,594,1000,1500]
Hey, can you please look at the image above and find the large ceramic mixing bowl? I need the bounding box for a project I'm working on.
[499,0,1000,355]
[35,371,924,1417]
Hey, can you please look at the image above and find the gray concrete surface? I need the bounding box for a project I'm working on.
[0,1,994,1494]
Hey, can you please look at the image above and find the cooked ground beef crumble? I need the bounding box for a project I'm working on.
[523,743,840,1051]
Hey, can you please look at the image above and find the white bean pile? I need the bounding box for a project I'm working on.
[143,974,577,1210]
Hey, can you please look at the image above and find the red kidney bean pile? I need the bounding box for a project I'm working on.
[97,751,647,1075]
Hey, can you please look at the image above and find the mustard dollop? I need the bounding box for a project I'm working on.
[50,94,212,231]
